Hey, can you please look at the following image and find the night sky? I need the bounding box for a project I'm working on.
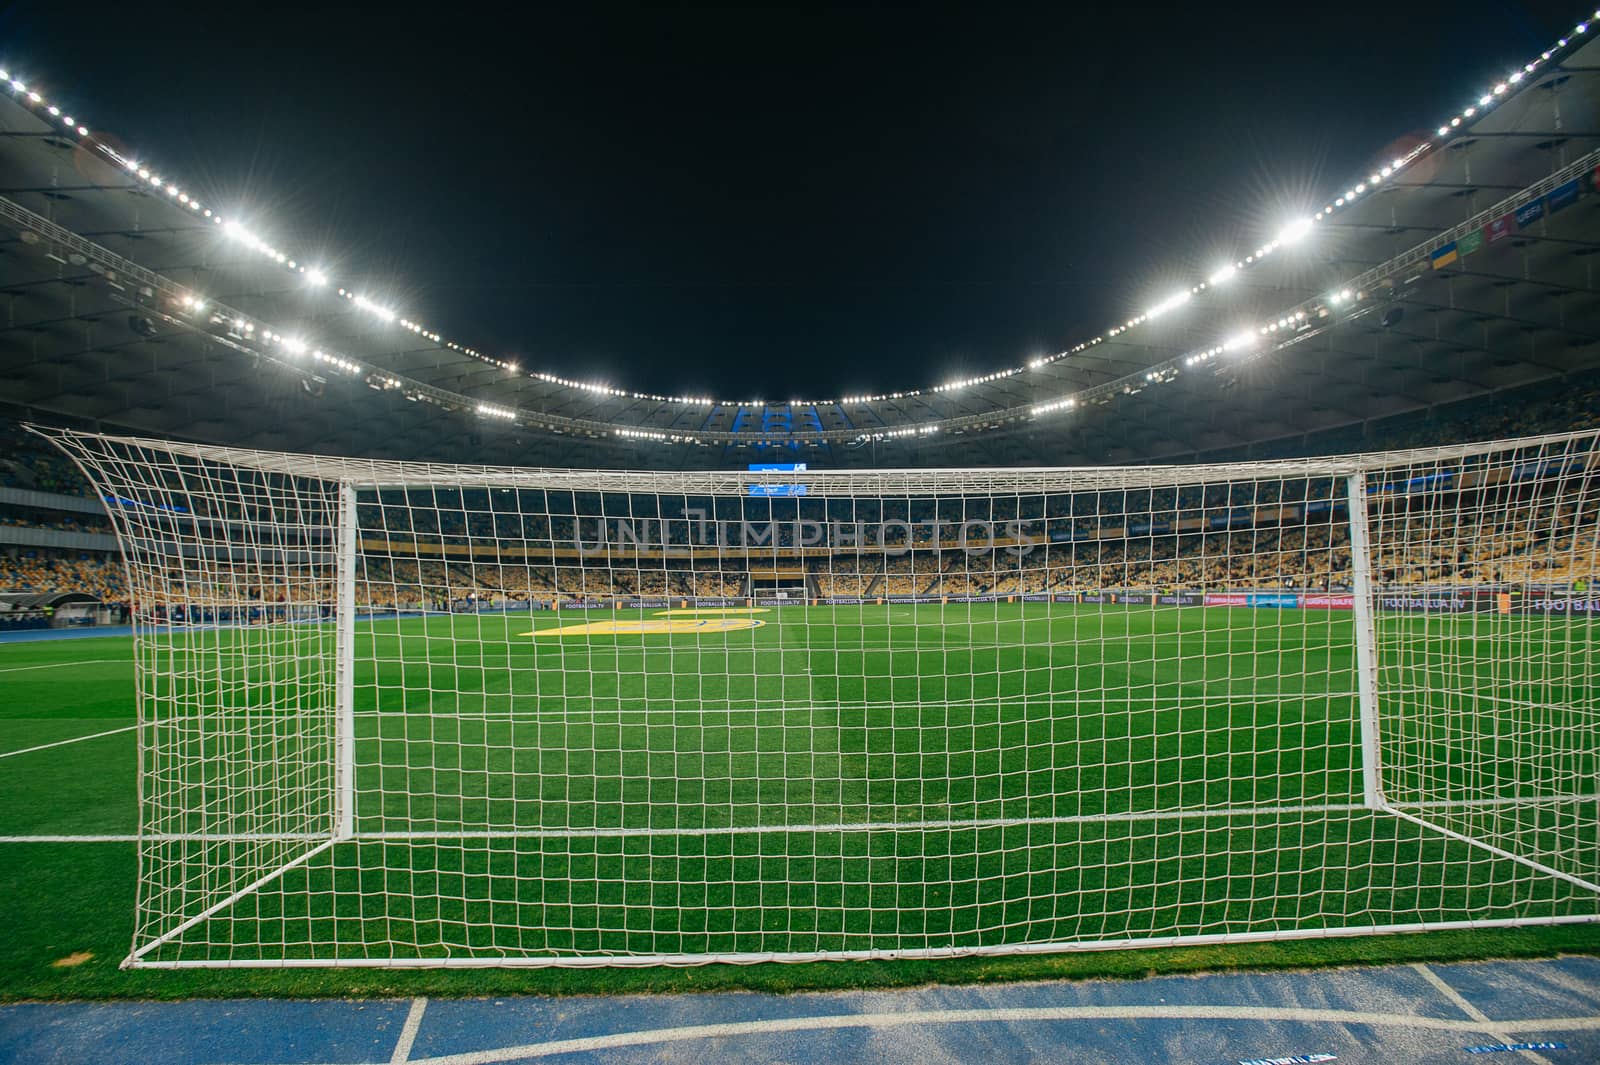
[0,1,1583,399]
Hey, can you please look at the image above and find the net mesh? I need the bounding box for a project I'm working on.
[40,426,1600,968]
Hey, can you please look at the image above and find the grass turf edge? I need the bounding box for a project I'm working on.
[10,928,1600,1001]
[4,835,1598,1004]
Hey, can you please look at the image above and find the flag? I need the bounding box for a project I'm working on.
[1515,199,1545,228]
[1546,177,1581,214]
[1484,213,1514,243]
[1456,229,1484,257]
[1430,242,1459,270]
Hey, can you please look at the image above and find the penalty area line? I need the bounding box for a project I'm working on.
[0,658,128,674]
[0,723,137,760]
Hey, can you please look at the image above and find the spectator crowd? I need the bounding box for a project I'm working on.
[0,368,1596,617]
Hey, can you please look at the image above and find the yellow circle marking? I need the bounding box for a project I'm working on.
[528,617,766,637]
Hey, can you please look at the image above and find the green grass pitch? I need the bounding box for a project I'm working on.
[2,601,1597,998]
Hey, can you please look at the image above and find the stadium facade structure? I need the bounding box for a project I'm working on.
[0,24,1599,469]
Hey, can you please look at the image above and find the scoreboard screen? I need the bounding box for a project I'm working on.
[748,462,808,496]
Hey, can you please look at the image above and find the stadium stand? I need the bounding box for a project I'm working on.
[2,365,1597,614]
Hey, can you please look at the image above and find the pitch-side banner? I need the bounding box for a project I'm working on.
[1520,596,1600,615]
[1377,593,1494,613]
[540,592,1595,616]
[1203,593,1301,608]
[1302,594,1355,610]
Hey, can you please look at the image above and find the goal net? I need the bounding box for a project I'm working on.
[40,426,1600,969]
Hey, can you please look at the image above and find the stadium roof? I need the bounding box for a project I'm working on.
[2,15,1599,470]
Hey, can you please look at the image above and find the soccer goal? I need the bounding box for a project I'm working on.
[39,426,1600,969]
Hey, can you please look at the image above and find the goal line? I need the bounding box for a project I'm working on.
[8,795,1596,846]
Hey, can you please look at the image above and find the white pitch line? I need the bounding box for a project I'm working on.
[422,692,1362,722]
[365,803,1371,841]
[10,795,1597,845]
[390,997,428,1065]
[222,1003,1600,1065]
[0,658,128,674]
[0,723,137,760]
[0,834,138,843]
[0,806,1367,846]
[519,636,1343,652]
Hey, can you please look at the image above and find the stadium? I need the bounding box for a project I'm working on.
[2,4,1600,1063]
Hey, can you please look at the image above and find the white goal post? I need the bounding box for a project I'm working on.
[37,425,1600,969]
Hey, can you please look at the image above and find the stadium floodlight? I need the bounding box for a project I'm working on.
[1277,218,1314,245]
[1144,290,1191,319]
[37,426,1600,968]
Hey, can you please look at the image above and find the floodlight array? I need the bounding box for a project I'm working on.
[615,427,702,443]
[856,424,941,442]
[0,9,1594,437]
